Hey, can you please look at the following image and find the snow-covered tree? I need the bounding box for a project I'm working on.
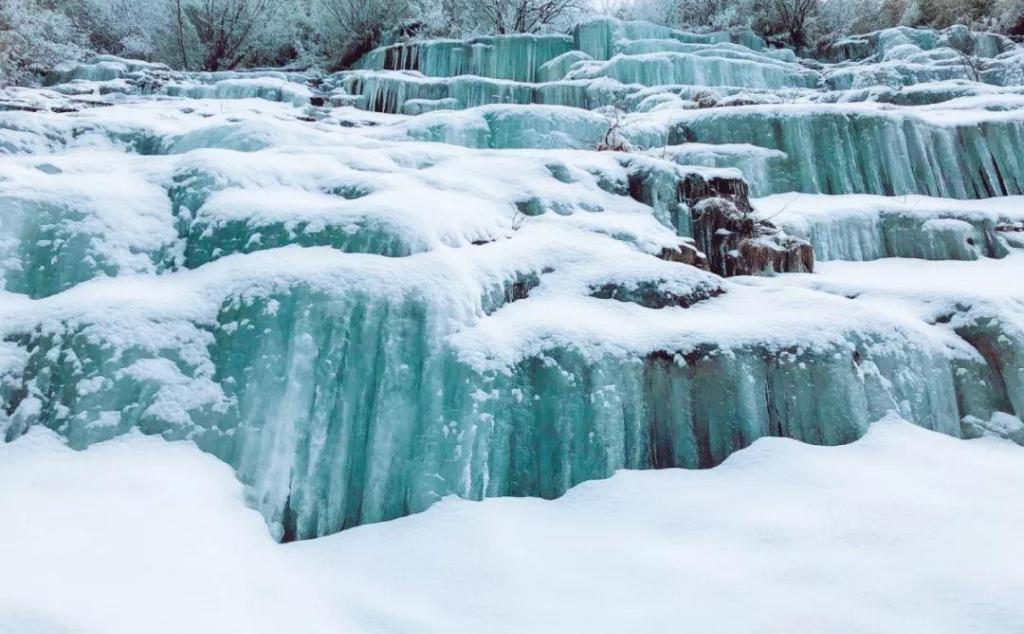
[907,0,996,29]
[71,0,180,62]
[313,0,416,68]
[628,0,756,29]
[178,0,287,70]
[763,0,821,49]
[992,0,1024,35]
[674,0,754,29]
[0,0,84,84]
[433,0,585,35]
[3,0,1024,82]
[814,0,895,37]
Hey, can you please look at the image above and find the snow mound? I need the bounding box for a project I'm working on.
[2,417,1023,634]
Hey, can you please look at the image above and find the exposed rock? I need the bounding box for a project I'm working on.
[692,197,814,276]
[590,277,723,308]
[657,242,705,268]
[679,172,753,212]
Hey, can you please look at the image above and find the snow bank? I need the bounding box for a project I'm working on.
[2,418,1023,634]
[0,428,347,634]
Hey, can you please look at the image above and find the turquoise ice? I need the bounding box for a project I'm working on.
[2,16,1024,542]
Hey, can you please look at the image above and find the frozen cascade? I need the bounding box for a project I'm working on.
[373,101,1024,200]
[356,34,575,83]
[739,254,1024,440]
[0,124,789,298]
[234,303,960,540]
[332,71,626,115]
[756,194,1023,261]
[162,79,313,107]
[654,143,787,196]
[45,55,172,85]
[564,51,820,90]
[822,25,1015,64]
[572,17,767,61]
[0,157,178,298]
[670,105,1024,197]
[539,51,594,82]
[339,19,1024,116]
[3,16,1024,541]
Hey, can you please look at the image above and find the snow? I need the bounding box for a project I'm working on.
[0,428,346,634]
[0,151,177,295]
[449,280,938,369]
[755,193,1024,225]
[2,418,1023,634]
[735,253,1024,418]
[743,251,1024,304]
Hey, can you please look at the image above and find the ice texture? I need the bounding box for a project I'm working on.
[356,34,575,83]
[2,16,1024,542]
[667,103,1024,197]
[756,194,1022,260]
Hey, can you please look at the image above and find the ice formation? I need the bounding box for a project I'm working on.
[2,17,1023,542]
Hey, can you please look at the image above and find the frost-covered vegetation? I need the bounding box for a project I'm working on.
[3,0,1024,83]
[629,0,1024,49]
[0,0,589,81]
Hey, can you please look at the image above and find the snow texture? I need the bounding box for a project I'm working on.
[1,417,1023,634]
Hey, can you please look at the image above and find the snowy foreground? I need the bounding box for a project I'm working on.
[2,417,1023,634]
[3,15,1024,632]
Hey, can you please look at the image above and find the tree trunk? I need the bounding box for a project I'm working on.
[174,0,190,70]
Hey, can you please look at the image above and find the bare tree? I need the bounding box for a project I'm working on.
[595,96,655,152]
[767,0,820,49]
[510,206,528,230]
[958,49,983,81]
[184,0,278,70]
[319,0,413,69]
[173,0,190,69]
[596,104,633,152]
[454,0,584,34]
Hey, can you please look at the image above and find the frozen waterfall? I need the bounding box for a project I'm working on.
[2,17,1024,541]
